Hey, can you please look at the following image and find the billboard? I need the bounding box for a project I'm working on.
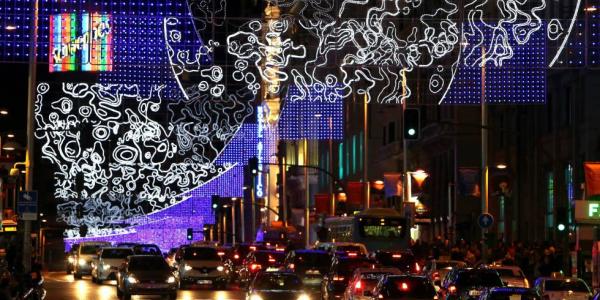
[49,13,112,72]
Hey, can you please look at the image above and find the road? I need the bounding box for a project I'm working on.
[44,272,245,300]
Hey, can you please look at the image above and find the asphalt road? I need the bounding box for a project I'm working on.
[43,272,245,300]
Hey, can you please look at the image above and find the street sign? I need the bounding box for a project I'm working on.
[17,191,38,221]
[478,213,494,229]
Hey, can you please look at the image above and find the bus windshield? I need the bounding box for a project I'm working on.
[358,218,405,238]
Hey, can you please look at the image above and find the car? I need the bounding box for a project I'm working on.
[370,274,437,300]
[91,247,134,284]
[231,244,269,281]
[116,255,178,300]
[478,287,541,300]
[489,265,529,288]
[371,250,421,274]
[285,250,333,291]
[240,250,287,287]
[321,256,378,300]
[246,271,311,300]
[174,246,230,289]
[73,241,111,279]
[439,267,504,300]
[115,243,139,248]
[133,244,162,256]
[343,267,402,300]
[166,248,179,267]
[423,260,468,286]
[65,244,79,274]
[315,242,369,257]
[533,277,592,300]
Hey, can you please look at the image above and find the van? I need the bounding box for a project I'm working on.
[73,241,111,279]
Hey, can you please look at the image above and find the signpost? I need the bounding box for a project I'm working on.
[17,191,38,221]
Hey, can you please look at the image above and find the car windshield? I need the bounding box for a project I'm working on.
[337,259,376,276]
[254,273,303,290]
[382,277,436,298]
[495,269,523,278]
[336,245,363,253]
[377,252,415,267]
[80,245,100,255]
[455,271,503,288]
[360,272,391,290]
[133,245,161,255]
[102,249,133,259]
[255,252,285,265]
[129,257,170,271]
[294,253,331,267]
[544,280,590,292]
[435,262,465,269]
[183,248,220,260]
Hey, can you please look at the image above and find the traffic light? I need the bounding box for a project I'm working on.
[211,195,220,210]
[186,228,193,240]
[556,207,567,232]
[403,108,421,140]
[248,156,259,175]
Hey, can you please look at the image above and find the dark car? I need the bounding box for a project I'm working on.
[133,244,162,256]
[285,249,332,291]
[240,250,287,287]
[321,256,378,300]
[116,243,139,248]
[246,272,311,300]
[440,268,504,300]
[116,255,178,300]
[371,275,437,300]
[478,287,541,300]
[372,250,421,274]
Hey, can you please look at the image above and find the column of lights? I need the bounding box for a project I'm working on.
[589,0,600,66]
[279,85,344,141]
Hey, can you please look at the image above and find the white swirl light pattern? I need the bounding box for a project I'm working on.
[184,0,578,105]
[34,82,249,238]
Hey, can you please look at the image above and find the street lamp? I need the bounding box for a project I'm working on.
[496,164,508,170]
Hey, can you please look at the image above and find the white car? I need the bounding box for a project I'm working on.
[343,267,402,300]
[534,277,592,300]
[489,265,529,288]
[73,241,111,279]
[91,247,134,284]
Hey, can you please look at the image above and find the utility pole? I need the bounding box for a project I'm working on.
[24,0,39,273]
[364,94,370,209]
[481,47,489,263]
[232,198,236,244]
[402,69,410,209]
[304,139,310,248]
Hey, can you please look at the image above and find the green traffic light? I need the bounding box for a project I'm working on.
[212,203,218,209]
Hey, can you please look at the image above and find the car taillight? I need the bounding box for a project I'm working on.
[524,278,530,288]
[276,248,285,252]
[333,275,345,281]
[234,254,240,260]
[392,254,402,259]
[400,282,409,291]
[289,263,295,270]
[250,246,257,251]
[251,264,262,271]
[354,280,363,290]
[217,251,225,256]
[268,258,276,263]
[348,252,358,257]
[415,262,421,272]
[448,285,457,295]
[432,272,440,280]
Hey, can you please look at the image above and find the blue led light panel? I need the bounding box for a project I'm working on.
[279,85,344,140]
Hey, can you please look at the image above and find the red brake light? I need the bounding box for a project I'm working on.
[217,251,225,256]
[268,256,276,263]
[355,280,363,290]
[401,282,409,291]
[234,254,240,259]
[392,254,402,258]
[415,262,421,272]
[433,272,440,280]
[276,248,285,252]
[250,246,257,251]
[289,263,295,269]
[250,264,262,271]
[348,252,357,257]
[333,275,345,281]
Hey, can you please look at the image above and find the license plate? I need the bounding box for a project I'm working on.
[141,284,168,289]
[266,267,280,272]
[469,290,482,297]
[196,280,212,285]
[304,278,321,285]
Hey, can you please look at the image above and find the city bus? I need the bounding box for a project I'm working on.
[322,208,410,251]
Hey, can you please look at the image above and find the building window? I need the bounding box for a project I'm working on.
[546,172,555,231]
[338,143,344,179]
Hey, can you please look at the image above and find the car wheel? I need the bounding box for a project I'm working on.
[96,278,103,285]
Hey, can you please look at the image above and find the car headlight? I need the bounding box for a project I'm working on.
[102,265,110,271]
[127,276,138,284]
[184,265,193,271]
[297,293,311,300]
[250,294,264,300]
[78,258,87,266]
[217,266,224,272]
[68,257,75,264]
[167,276,176,284]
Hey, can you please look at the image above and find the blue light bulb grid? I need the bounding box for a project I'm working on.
[279,85,344,141]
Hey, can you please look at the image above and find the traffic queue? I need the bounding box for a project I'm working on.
[64,240,594,300]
